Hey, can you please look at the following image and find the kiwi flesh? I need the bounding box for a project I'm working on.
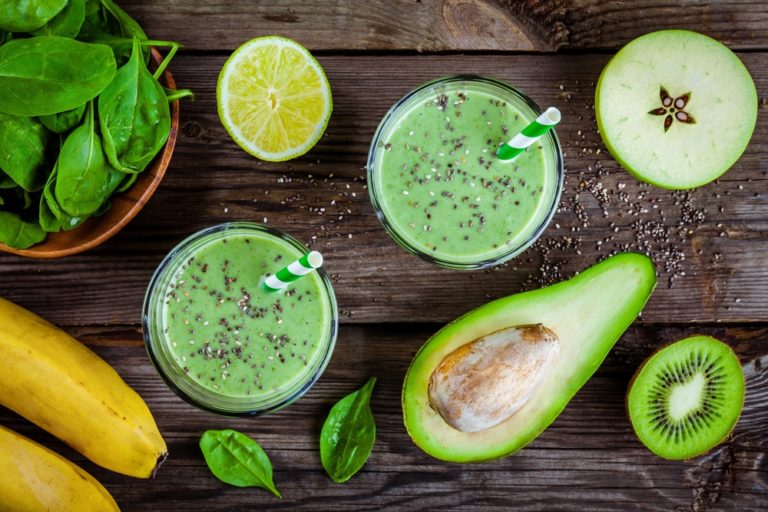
[627,335,744,460]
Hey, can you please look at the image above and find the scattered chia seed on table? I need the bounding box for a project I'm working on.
[513,79,710,288]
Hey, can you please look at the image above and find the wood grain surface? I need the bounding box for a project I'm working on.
[1,325,765,510]
[0,1,766,511]
[1,53,765,326]
[114,0,768,51]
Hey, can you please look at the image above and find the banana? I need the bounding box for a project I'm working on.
[0,297,167,478]
[0,425,119,511]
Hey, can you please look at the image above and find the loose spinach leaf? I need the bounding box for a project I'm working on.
[0,0,68,33]
[99,37,170,174]
[39,103,87,134]
[55,101,113,216]
[0,112,49,192]
[0,211,46,249]
[0,36,116,116]
[320,377,377,483]
[199,429,281,498]
[33,0,85,38]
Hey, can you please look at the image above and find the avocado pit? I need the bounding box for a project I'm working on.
[428,324,559,433]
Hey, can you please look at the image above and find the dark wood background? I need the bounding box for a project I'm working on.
[1,1,766,510]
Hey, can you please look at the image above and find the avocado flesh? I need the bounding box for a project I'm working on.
[402,252,657,462]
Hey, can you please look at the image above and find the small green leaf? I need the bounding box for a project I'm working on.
[0,112,49,192]
[0,36,116,116]
[33,0,86,38]
[320,377,377,483]
[0,211,46,249]
[39,103,87,134]
[0,0,68,32]
[39,162,87,232]
[199,429,281,498]
[98,37,171,174]
[55,101,114,216]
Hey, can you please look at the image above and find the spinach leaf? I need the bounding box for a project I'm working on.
[100,0,146,41]
[55,101,113,216]
[40,162,86,232]
[0,172,17,189]
[0,211,46,249]
[0,36,115,116]
[0,0,68,33]
[78,0,147,64]
[199,429,281,498]
[39,103,87,134]
[320,377,377,483]
[16,188,33,210]
[33,0,85,38]
[0,112,49,192]
[99,37,170,173]
[115,171,136,193]
[39,185,63,232]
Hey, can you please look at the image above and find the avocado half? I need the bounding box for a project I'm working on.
[402,253,657,462]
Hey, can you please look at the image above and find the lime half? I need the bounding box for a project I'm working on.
[217,36,332,162]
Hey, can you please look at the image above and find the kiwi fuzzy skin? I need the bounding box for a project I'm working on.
[625,335,745,461]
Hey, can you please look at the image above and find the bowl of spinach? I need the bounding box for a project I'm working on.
[0,0,193,257]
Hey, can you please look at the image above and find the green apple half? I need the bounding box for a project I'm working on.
[595,30,757,190]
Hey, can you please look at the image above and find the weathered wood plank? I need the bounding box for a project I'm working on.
[119,0,566,52]
[116,0,768,52]
[0,53,765,325]
[565,0,768,50]
[1,324,765,510]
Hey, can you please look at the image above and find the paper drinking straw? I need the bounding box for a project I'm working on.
[496,107,561,161]
[262,251,324,292]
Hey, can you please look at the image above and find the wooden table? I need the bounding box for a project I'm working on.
[1,1,767,510]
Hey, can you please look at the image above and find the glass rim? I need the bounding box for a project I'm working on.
[366,75,564,269]
[141,222,338,417]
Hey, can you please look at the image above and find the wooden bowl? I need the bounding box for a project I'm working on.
[0,48,180,258]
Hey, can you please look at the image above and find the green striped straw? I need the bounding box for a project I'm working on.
[262,250,323,292]
[496,107,561,161]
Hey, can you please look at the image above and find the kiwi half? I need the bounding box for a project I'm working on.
[627,335,744,460]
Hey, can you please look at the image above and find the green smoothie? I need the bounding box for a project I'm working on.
[370,77,561,266]
[158,228,332,400]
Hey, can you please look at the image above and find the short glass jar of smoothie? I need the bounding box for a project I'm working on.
[143,223,337,416]
[368,76,564,269]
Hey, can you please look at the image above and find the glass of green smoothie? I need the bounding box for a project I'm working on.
[367,76,564,269]
[143,222,337,416]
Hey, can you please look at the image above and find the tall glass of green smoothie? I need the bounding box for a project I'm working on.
[367,76,564,269]
[143,222,337,416]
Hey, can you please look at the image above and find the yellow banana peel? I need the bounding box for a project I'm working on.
[0,424,119,511]
[0,297,167,478]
